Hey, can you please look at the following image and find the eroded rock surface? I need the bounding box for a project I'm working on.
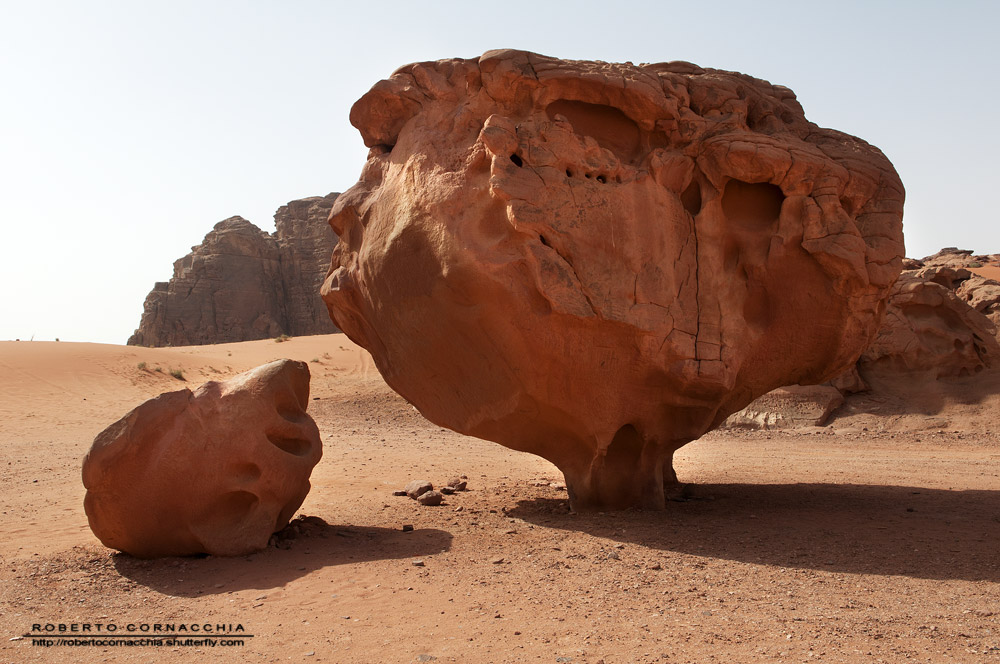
[858,266,1000,380]
[82,360,322,557]
[128,194,339,347]
[322,50,905,509]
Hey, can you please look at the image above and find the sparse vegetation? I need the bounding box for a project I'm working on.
[169,368,185,381]
[969,261,984,268]
[275,334,291,343]
[154,367,163,373]
[310,357,320,363]
[137,361,147,370]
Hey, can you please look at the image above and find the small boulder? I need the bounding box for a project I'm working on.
[416,490,444,506]
[405,480,433,499]
[82,360,322,558]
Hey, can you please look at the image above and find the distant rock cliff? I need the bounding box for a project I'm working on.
[128,194,339,347]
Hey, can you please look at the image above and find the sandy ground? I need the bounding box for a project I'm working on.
[0,334,998,663]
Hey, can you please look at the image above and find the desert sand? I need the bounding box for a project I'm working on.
[1,334,998,662]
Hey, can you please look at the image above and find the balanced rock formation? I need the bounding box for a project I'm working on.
[82,360,322,558]
[128,194,339,347]
[322,50,905,510]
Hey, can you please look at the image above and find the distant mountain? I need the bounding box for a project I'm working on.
[128,194,340,347]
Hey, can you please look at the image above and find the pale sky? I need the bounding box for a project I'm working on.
[1,0,997,344]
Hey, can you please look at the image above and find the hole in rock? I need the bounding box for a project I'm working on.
[840,196,855,217]
[231,463,262,483]
[721,180,785,225]
[566,169,574,177]
[681,180,702,216]
[596,175,607,184]
[510,153,523,167]
[539,235,550,247]
[545,99,641,165]
[276,404,305,424]
[210,491,259,522]
[267,433,313,457]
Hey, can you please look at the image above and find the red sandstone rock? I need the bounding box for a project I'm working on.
[322,50,905,510]
[82,360,322,557]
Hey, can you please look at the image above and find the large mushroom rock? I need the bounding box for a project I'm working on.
[322,50,904,510]
[82,360,322,557]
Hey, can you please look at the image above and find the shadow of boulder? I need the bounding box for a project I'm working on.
[113,517,452,597]
[508,483,1000,582]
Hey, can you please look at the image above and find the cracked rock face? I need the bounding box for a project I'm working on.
[322,50,904,510]
[82,360,322,557]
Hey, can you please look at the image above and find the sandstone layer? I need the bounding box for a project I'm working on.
[128,194,339,347]
[82,360,322,557]
[322,50,905,509]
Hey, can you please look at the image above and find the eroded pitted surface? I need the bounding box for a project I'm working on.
[82,360,322,557]
[322,50,904,509]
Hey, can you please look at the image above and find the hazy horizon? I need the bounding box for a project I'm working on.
[2,0,997,344]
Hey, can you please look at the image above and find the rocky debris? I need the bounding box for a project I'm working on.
[128,194,340,347]
[82,360,322,557]
[323,50,904,510]
[724,385,844,430]
[270,515,330,549]
[398,477,468,503]
[416,490,444,506]
[404,480,433,499]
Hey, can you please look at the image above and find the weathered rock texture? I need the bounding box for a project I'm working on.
[128,194,339,347]
[322,50,905,510]
[724,385,845,430]
[857,252,1000,381]
[82,360,322,558]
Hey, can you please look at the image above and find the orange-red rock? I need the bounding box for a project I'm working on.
[82,360,322,557]
[322,50,904,509]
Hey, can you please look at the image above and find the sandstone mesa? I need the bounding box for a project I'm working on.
[322,50,905,510]
[82,360,322,558]
[129,194,340,347]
